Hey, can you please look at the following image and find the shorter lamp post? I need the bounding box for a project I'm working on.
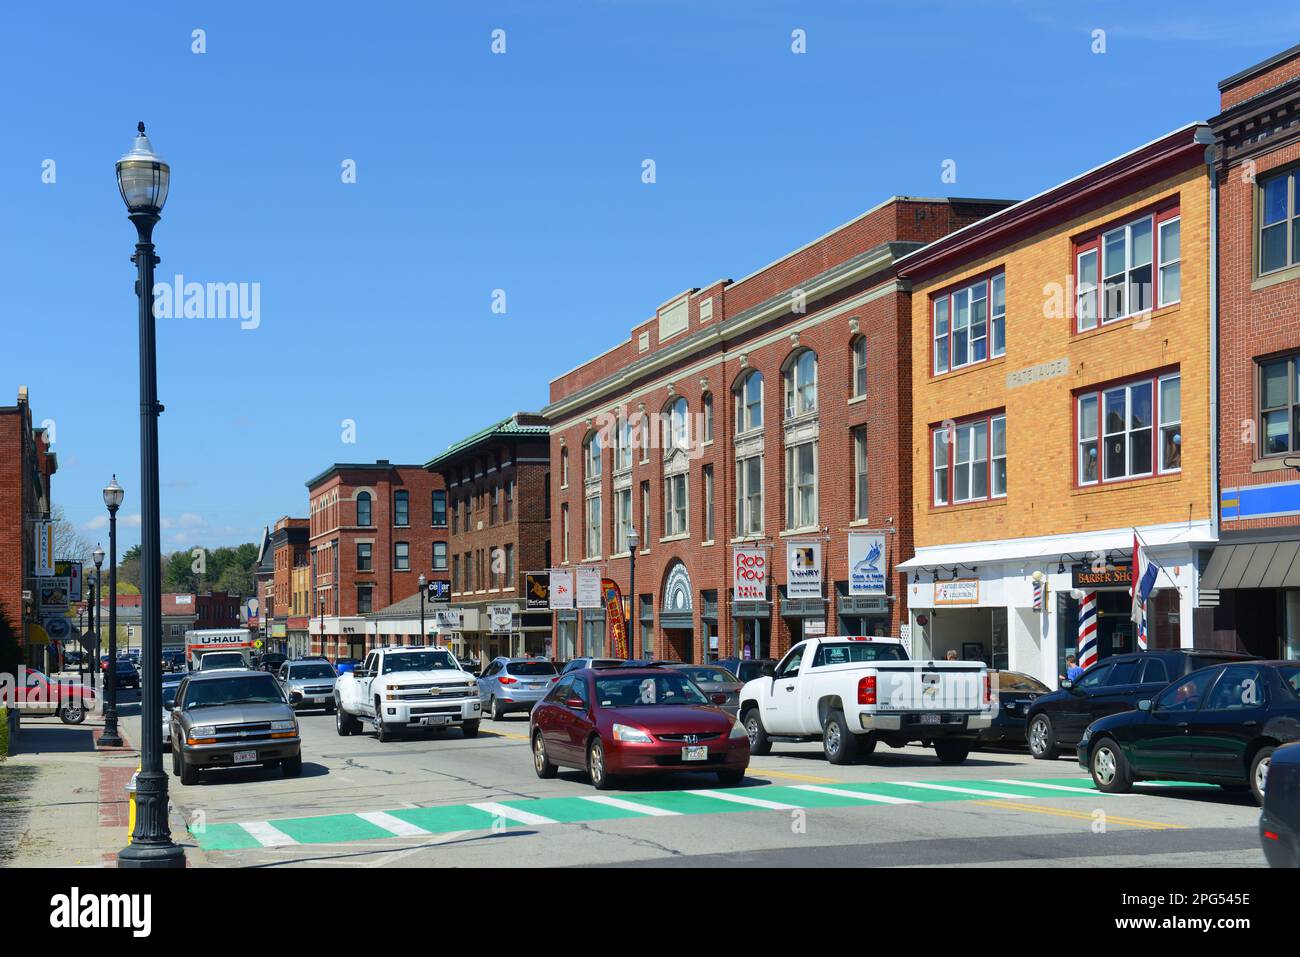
[90,555,103,693]
[418,574,427,647]
[626,525,640,659]
[99,478,125,747]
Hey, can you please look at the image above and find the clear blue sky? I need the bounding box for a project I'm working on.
[1,1,1291,553]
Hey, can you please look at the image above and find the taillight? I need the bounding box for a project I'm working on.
[857,675,876,705]
[983,675,991,705]
[499,676,518,685]
[1264,831,1279,841]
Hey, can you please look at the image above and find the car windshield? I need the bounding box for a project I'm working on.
[593,673,711,707]
[201,653,244,669]
[383,651,458,674]
[995,672,1050,693]
[289,664,336,679]
[182,674,284,709]
[505,661,557,676]
[674,666,737,684]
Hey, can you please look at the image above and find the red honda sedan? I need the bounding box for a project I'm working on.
[530,667,750,789]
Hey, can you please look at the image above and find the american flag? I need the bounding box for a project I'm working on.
[1077,590,1098,670]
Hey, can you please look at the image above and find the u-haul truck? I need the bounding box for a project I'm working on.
[184,628,254,671]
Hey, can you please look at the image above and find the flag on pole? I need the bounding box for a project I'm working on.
[1077,591,1098,670]
[1130,533,1159,651]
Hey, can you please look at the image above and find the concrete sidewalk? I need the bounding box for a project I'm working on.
[0,707,205,867]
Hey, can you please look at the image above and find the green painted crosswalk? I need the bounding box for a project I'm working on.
[191,776,1132,851]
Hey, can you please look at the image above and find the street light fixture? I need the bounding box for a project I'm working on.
[115,122,183,868]
[626,525,640,659]
[418,574,427,648]
[99,477,125,748]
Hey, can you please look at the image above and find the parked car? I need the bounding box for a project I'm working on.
[162,651,186,673]
[662,663,743,717]
[1261,741,1300,868]
[478,657,560,719]
[1077,659,1300,804]
[977,671,1052,748]
[717,657,779,684]
[161,672,185,744]
[739,637,992,765]
[530,666,749,789]
[560,657,625,675]
[13,669,95,724]
[169,670,302,785]
[334,646,481,741]
[457,657,482,677]
[334,658,361,676]
[277,659,339,713]
[259,652,287,674]
[110,657,141,690]
[1028,649,1257,760]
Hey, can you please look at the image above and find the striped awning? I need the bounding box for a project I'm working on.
[1200,541,1300,590]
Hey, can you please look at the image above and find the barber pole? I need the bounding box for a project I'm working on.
[1077,591,1098,670]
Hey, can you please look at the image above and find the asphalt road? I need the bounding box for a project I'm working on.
[120,706,1268,868]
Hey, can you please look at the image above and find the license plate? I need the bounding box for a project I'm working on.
[919,713,941,725]
[421,715,452,726]
[681,745,709,761]
[233,750,257,764]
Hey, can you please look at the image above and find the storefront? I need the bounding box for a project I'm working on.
[835,585,891,637]
[732,592,773,661]
[660,561,694,662]
[779,586,827,646]
[1199,530,1300,660]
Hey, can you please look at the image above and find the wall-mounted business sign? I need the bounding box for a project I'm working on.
[848,532,887,596]
[34,521,54,577]
[1072,563,1131,589]
[934,579,979,605]
[786,541,822,599]
[549,570,573,610]
[54,561,83,603]
[435,609,463,629]
[489,604,515,634]
[733,547,768,600]
[575,566,602,609]
[525,573,550,610]
[39,578,70,611]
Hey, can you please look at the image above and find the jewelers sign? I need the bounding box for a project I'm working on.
[848,532,887,596]
[786,541,822,599]
[733,547,768,600]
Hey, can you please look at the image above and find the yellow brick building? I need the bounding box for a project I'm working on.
[897,125,1215,685]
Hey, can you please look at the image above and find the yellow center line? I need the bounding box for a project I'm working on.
[974,800,1187,830]
[755,768,843,785]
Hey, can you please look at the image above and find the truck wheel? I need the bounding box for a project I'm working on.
[823,711,858,765]
[1090,737,1132,794]
[743,709,772,756]
[335,705,360,736]
[461,720,480,739]
[1027,714,1058,760]
[281,754,303,778]
[375,699,394,742]
[59,704,85,725]
[533,731,558,779]
[934,740,971,764]
[180,757,200,787]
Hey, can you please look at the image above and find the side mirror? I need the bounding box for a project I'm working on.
[710,692,728,706]
[1061,680,1074,691]
[564,697,585,710]
[1138,699,1152,712]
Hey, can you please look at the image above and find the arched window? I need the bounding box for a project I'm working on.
[356,491,372,527]
[783,350,818,418]
[584,430,602,480]
[734,371,763,434]
[662,397,689,452]
[851,336,867,398]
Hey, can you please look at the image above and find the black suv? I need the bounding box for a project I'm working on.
[1026,649,1256,759]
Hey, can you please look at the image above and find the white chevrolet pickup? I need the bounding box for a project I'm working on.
[738,636,993,765]
[334,646,481,742]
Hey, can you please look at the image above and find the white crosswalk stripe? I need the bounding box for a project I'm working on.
[686,789,798,810]
[580,795,680,816]
[989,779,1125,797]
[469,802,557,826]
[792,784,918,805]
[890,781,1034,800]
[357,811,432,837]
[239,821,299,847]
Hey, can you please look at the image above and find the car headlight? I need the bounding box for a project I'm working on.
[612,723,653,743]
[190,725,215,738]
[730,719,748,739]
[271,720,296,732]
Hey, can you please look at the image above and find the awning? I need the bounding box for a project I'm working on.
[1201,541,1300,590]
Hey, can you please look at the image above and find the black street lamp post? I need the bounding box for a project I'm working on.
[627,525,639,659]
[88,568,99,693]
[99,478,125,747]
[92,545,105,703]
[115,123,184,868]
[418,574,427,648]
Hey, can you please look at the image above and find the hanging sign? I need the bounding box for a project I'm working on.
[786,541,823,599]
[489,604,514,634]
[525,573,550,610]
[548,569,573,610]
[575,566,602,609]
[733,547,767,600]
[848,532,887,596]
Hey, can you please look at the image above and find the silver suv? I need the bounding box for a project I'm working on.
[277,659,339,713]
[170,670,301,785]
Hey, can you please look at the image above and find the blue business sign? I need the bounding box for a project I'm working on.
[1222,478,1300,521]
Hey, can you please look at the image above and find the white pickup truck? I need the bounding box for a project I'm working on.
[334,646,481,742]
[738,636,993,765]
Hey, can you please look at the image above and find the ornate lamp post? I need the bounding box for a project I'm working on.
[115,122,183,868]
[88,563,100,693]
[418,573,427,648]
[99,477,125,747]
[626,525,639,659]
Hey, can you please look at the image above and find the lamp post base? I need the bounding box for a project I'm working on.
[117,841,187,869]
[97,732,124,748]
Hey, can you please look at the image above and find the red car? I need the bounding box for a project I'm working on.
[529,666,749,789]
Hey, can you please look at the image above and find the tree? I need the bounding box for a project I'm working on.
[122,544,142,563]
[163,551,198,593]
[50,504,93,566]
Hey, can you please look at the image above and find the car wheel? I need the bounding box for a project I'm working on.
[822,711,857,765]
[171,743,181,777]
[743,708,772,756]
[717,768,745,787]
[59,704,85,725]
[1089,737,1132,794]
[179,756,200,787]
[1250,746,1277,806]
[461,720,480,739]
[588,738,613,790]
[1028,714,1058,760]
[533,732,558,779]
[934,740,971,764]
[281,754,303,778]
[491,696,505,721]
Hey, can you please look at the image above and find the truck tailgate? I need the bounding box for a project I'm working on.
[870,663,986,712]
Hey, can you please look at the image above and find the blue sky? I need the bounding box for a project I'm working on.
[1,1,1293,552]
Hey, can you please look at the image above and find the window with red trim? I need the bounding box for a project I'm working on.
[1074,207,1180,332]
[931,413,1006,506]
[932,273,1005,375]
[1076,372,1180,485]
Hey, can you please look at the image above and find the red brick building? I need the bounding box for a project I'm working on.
[544,197,1013,664]
[268,516,310,656]
[306,460,448,660]
[1204,45,1300,658]
[0,387,58,666]
[194,590,242,630]
[424,413,551,664]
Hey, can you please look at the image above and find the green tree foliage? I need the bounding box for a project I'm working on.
[158,543,258,597]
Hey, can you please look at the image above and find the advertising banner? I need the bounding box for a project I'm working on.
[489,604,514,634]
[602,578,629,659]
[786,541,822,599]
[733,547,768,600]
[848,532,887,596]
[548,569,573,610]
[525,572,550,610]
[55,561,83,603]
[575,565,602,609]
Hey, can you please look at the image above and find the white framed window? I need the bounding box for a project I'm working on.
[735,371,763,433]
[614,487,632,552]
[852,337,867,398]
[932,414,1005,504]
[934,297,950,374]
[585,495,601,557]
[1076,249,1099,331]
[703,465,715,541]
[561,504,570,563]
[1076,372,1179,484]
[1158,217,1181,307]
[991,415,1007,497]
[1158,373,1181,473]
[933,275,1000,372]
[663,397,689,453]
[853,427,868,520]
[933,429,949,506]
[1260,170,1299,275]
[663,473,688,537]
[584,432,602,479]
[990,273,1006,358]
[1075,211,1178,329]
[783,351,817,419]
[616,413,632,470]
[737,454,763,535]
[560,447,569,487]
[702,392,714,443]
[784,441,817,529]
